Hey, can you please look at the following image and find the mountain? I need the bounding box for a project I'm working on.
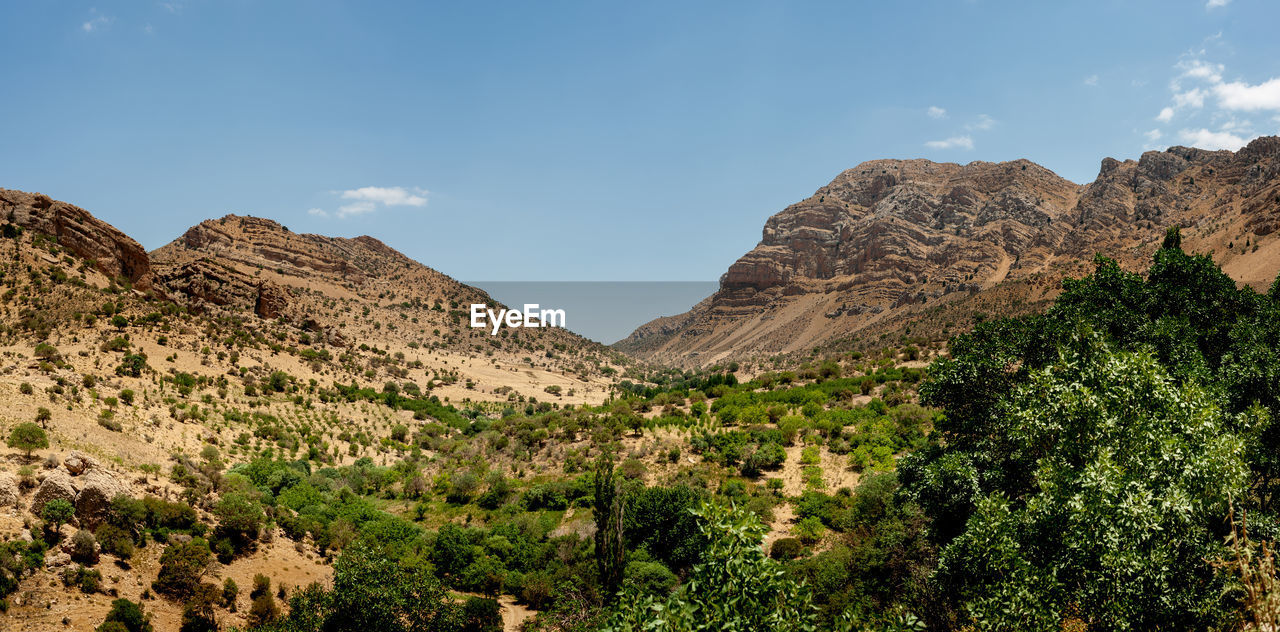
[616,137,1280,365]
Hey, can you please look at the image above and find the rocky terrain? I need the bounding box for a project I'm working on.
[617,137,1280,365]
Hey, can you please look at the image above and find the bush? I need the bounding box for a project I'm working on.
[770,537,804,560]
[178,583,220,632]
[462,596,501,632]
[212,492,264,555]
[250,573,271,600]
[42,498,75,533]
[222,578,239,611]
[97,598,153,632]
[63,564,102,593]
[153,540,211,599]
[71,529,99,565]
[96,524,135,559]
[623,560,677,596]
[249,592,280,626]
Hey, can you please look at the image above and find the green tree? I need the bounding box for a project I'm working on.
[308,540,461,631]
[213,492,264,552]
[593,453,625,603]
[7,422,48,460]
[602,500,819,632]
[905,334,1249,631]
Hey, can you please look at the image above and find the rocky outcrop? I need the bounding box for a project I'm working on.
[0,188,153,290]
[618,137,1280,364]
[255,280,290,319]
[30,452,130,527]
[32,469,78,516]
[75,468,128,529]
[0,471,19,508]
[152,256,292,318]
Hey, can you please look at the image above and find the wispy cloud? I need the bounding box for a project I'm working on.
[309,186,429,219]
[1178,127,1248,150]
[924,136,974,150]
[81,9,113,32]
[1083,74,1099,87]
[965,114,996,131]
[1206,0,1231,8]
[926,106,947,119]
[1156,107,1175,123]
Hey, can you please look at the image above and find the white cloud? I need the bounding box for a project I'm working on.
[309,186,429,219]
[925,136,974,150]
[1156,107,1175,123]
[1206,0,1231,8]
[1178,127,1248,150]
[1214,77,1280,111]
[966,114,995,131]
[1177,59,1224,84]
[926,106,947,119]
[82,13,112,32]
[1173,87,1207,109]
[336,201,377,218]
[1083,74,1099,87]
[339,186,428,207]
[1145,129,1163,142]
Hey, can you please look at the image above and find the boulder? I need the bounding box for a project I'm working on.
[75,468,128,529]
[31,469,78,516]
[64,450,100,476]
[0,471,19,508]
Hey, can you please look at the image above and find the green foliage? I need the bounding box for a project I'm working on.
[603,500,819,632]
[899,247,1280,630]
[594,454,625,603]
[153,540,212,599]
[97,598,154,632]
[7,422,48,458]
[254,541,463,632]
[42,498,75,531]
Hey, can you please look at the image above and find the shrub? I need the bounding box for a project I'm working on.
[250,573,271,600]
[153,540,211,599]
[71,529,99,565]
[770,537,804,560]
[212,492,264,555]
[62,564,102,593]
[623,560,677,596]
[95,524,135,560]
[42,498,75,533]
[222,578,239,611]
[248,592,280,626]
[97,598,153,632]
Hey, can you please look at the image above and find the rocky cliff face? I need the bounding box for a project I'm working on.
[0,188,153,290]
[150,214,489,319]
[617,137,1280,365]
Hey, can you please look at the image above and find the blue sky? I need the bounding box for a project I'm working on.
[2,1,1279,281]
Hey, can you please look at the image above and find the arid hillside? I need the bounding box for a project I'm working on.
[617,137,1280,366]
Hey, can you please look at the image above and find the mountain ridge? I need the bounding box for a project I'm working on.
[615,137,1280,365]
